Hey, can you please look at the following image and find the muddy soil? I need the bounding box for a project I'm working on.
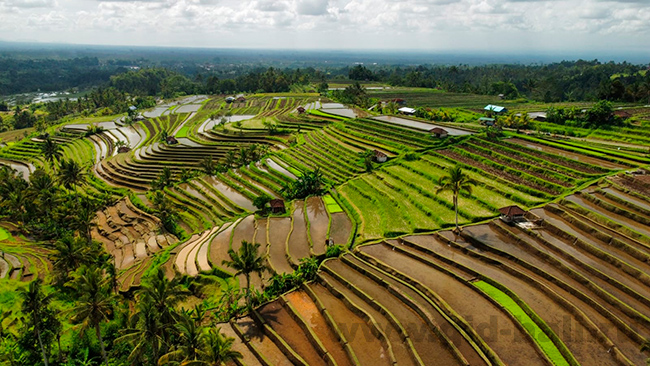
[328,258,462,366]
[533,207,650,276]
[284,291,353,366]
[508,138,626,170]
[306,197,329,256]
[234,316,293,366]
[219,323,263,366]
[319,270,420,366]
[462,224,650,363]
[438,149,557,195]
[259,301,328,366]
[306,283,392,366]
[565,194,650,238]
[329,212,352,245]
[209,220,238,271]
[267,217,293,275]
[358,240,548,366]
[403,234,619,366]
[288,202,311,265]
[203,176,256,211]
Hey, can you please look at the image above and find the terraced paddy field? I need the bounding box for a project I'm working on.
[3,91,650,364]
[221,178,650,365]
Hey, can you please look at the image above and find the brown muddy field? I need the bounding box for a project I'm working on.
[267,217,293,275]
[306,197,329,256]
[288,201,311,265]
[284,290,352,366]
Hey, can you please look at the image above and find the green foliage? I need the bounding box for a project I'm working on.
[332,82,371,108]
[151,167,174,190]
[325,244,346,258]
[252,194,272,212]
[281,168,326,200]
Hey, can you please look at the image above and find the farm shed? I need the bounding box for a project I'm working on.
[429,127,448,138]
[398,107,416,115]
[270,199,286,214]
[484,104,508,114]
[527,112,547,121]
[479,117,496,126]
[498,205,526,223]
[373,150,388,163]
[391,98,407,105]
[166,136,179,145]
[225,96,236,103]
[297,106,306,114]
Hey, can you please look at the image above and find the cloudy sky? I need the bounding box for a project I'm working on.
[0,0,648,54]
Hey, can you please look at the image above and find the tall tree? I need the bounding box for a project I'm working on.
[158,311,203,364]
[187,328,243,366]
[48,235,92,286]
[222,241,268,309]
[68,266,115,366]
[40,137,62,165]
[57,159,87,194]
[436,165,477,233]
[19,279,53,366]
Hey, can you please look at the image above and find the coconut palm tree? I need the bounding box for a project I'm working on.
[138,268,188,327]
[222,241,268,309]
[436,165,477,233]
[158,311,203,364]
[41,137,62,165]
[186,328,242,366]
[68,266,114,366]
[118,297,167,363]
[19,279,52,366]
[199,155,217,176]
[48,235,92,285]
[57,158,86,194]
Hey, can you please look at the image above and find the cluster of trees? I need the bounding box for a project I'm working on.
[545,100,622,128]
[110,67,316,98]
[281,168,326,200]
[413,107,456,122]
[345,61,650,103]
[331,82,371,108]
[199,144,270,176]
[44,89,155,121]
[0,57,115,95]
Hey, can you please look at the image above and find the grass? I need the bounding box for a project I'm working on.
[323,194,343,213]
[0,227,9,241]
[176,125,190,138]
[473,281,572,366]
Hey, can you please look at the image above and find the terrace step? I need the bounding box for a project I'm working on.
[319,267,421,366]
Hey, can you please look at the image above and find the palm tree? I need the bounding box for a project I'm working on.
[20,279,52,366]
[158,311,203,364]
[41,137,62,165]
[48,235,92,285]
[224,150,237,168]
[57,158,86,194]
[222,241,268,309]
[185,328,242,366]
[436,165,477,233]
[138,268,188,327]
[68,266,114,366]
[117,297,167,363]
[199,155,217,176]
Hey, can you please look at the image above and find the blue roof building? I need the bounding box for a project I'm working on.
[484,104,508,114]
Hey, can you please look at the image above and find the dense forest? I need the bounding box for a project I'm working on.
[1,54,649,104]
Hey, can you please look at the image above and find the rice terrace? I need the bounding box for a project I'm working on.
[2,53,650,366]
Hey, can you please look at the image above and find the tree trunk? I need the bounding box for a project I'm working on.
[245,273,251,310]
[454,194,459,232]
[95,322,109,366]
[57,332,62,363]
[35,325,49,366]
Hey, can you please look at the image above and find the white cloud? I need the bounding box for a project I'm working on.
[295,0,329,15]
[0,0,647,54]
